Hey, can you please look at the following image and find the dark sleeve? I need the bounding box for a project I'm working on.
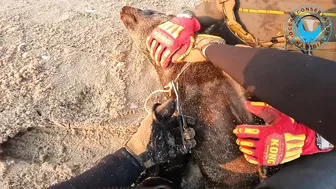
[49,147,143,189]
[205,44,336,144]
[256,150,336,189]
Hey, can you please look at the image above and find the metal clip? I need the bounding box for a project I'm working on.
[171,81,190,153]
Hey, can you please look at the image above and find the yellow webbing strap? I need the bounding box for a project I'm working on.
[220,0,287,49]
[239,8,336,17]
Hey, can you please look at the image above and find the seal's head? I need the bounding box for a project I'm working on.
[120,6,173,50]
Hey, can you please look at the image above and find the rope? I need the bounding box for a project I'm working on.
[174,62,191,83]
[144,87,171,114]
[143,62,192,113]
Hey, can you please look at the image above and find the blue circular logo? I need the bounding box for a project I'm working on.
[286,5,332,52]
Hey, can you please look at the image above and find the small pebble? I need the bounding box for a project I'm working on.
[17,43,26,52]
[22,52,29,58]
[41,55,50,60]
[129,103,138,109]
[86,9,96,13]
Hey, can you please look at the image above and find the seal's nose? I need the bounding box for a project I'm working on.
[120,6,131,15]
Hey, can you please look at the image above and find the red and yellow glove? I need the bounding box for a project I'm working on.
[146,11,201,68]
[234,101,333,166]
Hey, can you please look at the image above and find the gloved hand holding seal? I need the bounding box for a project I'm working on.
[126,99,197,168]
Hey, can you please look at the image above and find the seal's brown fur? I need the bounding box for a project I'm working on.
[120,6,261,188]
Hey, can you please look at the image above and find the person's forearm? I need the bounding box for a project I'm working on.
[49,148,143,189]
[205,44,336,144]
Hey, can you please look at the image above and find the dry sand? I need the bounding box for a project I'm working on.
[0,0,197,188]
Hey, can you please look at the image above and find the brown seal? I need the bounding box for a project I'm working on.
[120,6,267,188]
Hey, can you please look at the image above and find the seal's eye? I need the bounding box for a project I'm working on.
[142,9,158,16]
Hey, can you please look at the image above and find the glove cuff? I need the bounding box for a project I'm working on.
[125,144,153,169]
[202,43,214,58]
[175,10,201,32]
[302,125,333,155]
[120,147,144,170]
[177,10,196,19]
[195,34,226,58]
